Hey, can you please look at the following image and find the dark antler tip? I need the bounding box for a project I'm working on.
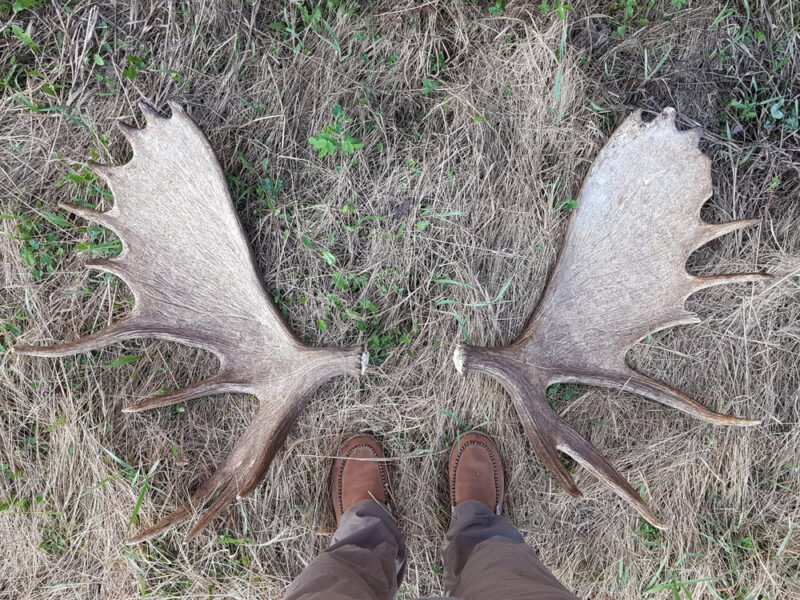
[87,161,117,181]
[139,102,164,120]
[116,121,141,139]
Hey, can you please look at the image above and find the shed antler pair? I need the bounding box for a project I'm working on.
[15,104,766,540]
[455,107,768,527]
[14,102,366,542]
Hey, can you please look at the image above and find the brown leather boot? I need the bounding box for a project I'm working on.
[449,431,505,514]
[331,435,390,524]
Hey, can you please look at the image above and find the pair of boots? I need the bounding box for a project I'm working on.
[283,432,579,600]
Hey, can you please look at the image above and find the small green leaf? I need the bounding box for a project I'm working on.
[43,414,66,433]
[422,78,439,96]
[13,0,41,12]
[489,0,505,16]
[11,24,39,53]
[104,355,142,370]
[40,211,71,227]
[320,250,336,266]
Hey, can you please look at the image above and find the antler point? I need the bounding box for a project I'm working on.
[11,344,35,355]
[87,161,118,182]
[167,100,185,115]
[692,272,772,292]
[139,101,165,124]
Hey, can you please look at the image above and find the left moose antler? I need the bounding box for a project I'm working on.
[14,102,366,542]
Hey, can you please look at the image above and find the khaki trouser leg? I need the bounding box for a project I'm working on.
[283,499,406,600]
[441,500,578,600]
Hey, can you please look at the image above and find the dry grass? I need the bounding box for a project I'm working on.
[1,1,798,598]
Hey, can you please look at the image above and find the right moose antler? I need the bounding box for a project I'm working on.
[454,108,769,527]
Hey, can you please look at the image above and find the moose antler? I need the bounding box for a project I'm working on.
[14,102,366,543]
[454,108,769,528]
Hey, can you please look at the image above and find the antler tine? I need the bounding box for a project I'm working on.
[13,317,145,357]
[696,218,762,246]
[138,101,166,124]
[520,412,583,498]
[117,101,185,143]
[166,100,187,117]
[691,272,773,292]
[116,120,145,145]
[127,468,232,544]
[87,160,122,184]
[184,480,243,541]
[554,421,665,529]
[137,461,268,544]
[85,257,130,281]
[122,377,246,413]
[457,345,664,527]
[128,399,300,544]
[58,202,116,228]
[569,369,762,426]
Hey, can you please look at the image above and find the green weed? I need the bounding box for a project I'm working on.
[39,522,70,555]
[309,104,363,158]
[635,518,662,548]
[554,195,578,212]
[489,0,505,17]
[422,78,439,96]
[0,307,26,352]
[5,212,69,280]
[122,54,147,80]
[538,1,571,20]
[546,384,575,408]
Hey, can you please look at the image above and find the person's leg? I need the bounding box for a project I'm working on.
[442,432,578,600]
[283,436,406,600]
